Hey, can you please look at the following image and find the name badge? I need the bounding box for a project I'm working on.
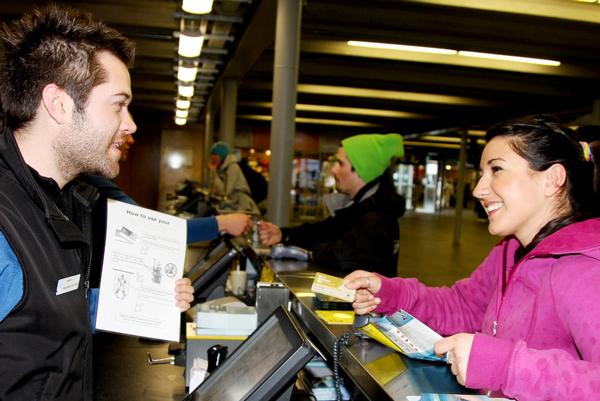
[56,274,81,295]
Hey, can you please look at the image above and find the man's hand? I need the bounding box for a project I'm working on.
[216,213,252,236]
[343,270,381,315]
[434,333,474,386]
[174,277,195,311]
[257,220,282,245]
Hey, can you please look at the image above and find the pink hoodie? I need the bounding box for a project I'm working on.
[375,218,600,401]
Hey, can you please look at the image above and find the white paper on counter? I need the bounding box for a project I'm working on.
[95,199,187,341]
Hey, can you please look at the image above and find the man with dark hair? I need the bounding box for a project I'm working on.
[0,5,193,400]
[259,134,406,277]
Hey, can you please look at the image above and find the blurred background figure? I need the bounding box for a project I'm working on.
[208,141,260,215]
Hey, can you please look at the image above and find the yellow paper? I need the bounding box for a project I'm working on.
[358,323,403,353]
[314,310,355,325]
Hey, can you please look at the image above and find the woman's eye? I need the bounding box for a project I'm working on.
[491,165,502,173]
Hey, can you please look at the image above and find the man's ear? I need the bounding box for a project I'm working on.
[544,163,567,197]
[41,84,72,124]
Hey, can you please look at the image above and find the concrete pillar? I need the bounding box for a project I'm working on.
[220,79,238,147]
[203,102,214,182]
[266,0,302,225]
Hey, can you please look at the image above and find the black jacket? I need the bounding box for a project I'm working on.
[281,169,405,277]
[0,128,97,401]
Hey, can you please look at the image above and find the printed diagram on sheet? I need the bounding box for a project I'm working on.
[96,199,187,341]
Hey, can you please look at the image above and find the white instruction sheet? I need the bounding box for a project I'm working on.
[95,199,187,341]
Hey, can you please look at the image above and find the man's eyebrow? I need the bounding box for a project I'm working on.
[113,92,132,101]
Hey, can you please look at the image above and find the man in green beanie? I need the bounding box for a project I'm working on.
[258,133,406,277]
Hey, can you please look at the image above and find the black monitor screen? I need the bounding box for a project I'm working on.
[185,239,239,302]
[184,306,314,401]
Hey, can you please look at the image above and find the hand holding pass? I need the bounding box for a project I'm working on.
[343,270,382,315]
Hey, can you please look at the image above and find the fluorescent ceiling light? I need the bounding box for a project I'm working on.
[177,65,198,82]
[174,117,187,126]
[296,84,496,106]
[240,101,429,118]
[467,130,486,137]
[402,0,600,24]
[178,33,204,58]
[246,81,498,106]
[176,99,191,109]
[347,40,560,67]
[404,140,460,150]
[238,114,382,127]
[420,135,462,143]
[458,51,560,66]
[178,85,195,97]
[348,40,456,55]
[175,109,189,118]
[182,0,214,14]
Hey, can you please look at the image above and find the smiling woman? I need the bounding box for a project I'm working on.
[344,115,600,401]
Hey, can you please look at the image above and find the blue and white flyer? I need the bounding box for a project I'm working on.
[359,310,444,362]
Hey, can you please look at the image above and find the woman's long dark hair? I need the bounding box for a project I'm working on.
[485,115,597,260]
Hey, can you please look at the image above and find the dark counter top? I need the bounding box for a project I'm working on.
[273,268,472,401]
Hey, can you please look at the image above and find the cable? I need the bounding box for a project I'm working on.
[332,332,353,401]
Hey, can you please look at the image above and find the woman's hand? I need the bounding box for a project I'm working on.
[343,270,382,315]
[174,277,195,311]
[434,333,474,386]
[257,220,282,245]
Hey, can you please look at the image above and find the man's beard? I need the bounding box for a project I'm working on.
[54,110,119,181]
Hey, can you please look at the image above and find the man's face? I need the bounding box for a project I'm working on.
[209,153,222,168]
[330,147,364,197]
[54,51,137,179]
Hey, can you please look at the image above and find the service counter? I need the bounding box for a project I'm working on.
[267,261,473,401]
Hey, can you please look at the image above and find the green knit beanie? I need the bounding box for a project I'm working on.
[341,133,404,183]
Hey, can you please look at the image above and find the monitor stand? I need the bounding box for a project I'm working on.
[194,268,229,304]
[202,284,225,302]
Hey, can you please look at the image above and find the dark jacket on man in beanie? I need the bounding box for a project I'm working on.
[279,168,405,277]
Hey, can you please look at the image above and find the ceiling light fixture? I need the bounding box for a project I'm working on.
[174,117,187,126]
[296,84,496,106]
[178,84,195,98]
[177,65,198,82]
[239,101,430,118]
[238,114,383,127]
[347,40,560,67]
[176,99,191,109]
[457,50,561,66]
[178,33,204,58]
[348,40,457,55]
[175,109,189,119]
[182,0,214,14]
